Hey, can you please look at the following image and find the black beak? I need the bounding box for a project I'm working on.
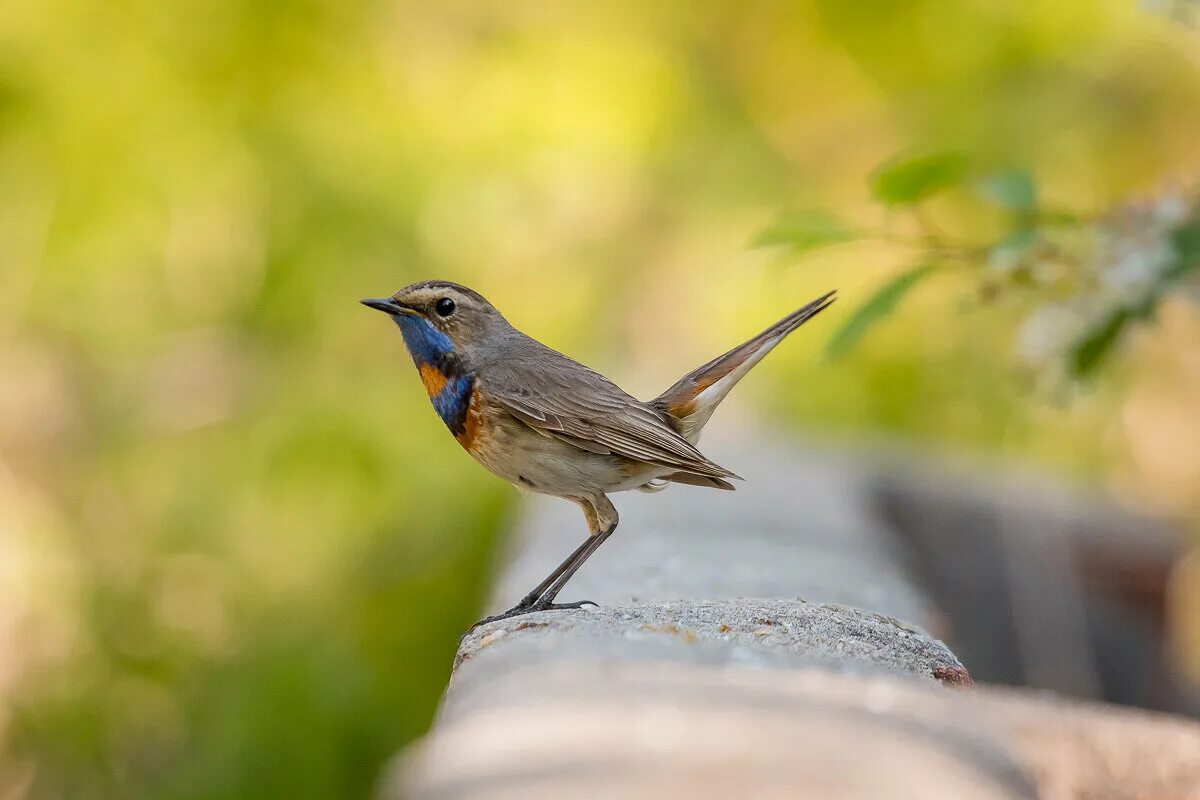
[361,297,409,315]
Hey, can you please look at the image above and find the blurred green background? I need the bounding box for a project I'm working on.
[2,1,1199,797]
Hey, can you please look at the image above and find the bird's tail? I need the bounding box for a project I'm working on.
[651,290,836,443]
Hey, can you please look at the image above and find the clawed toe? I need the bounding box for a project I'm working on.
[465,599,599,634]
[532,599,597,611]
[465,613,511,632]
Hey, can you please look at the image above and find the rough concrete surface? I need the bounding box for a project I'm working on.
[456,599,965,685]
[391,662,1200,800]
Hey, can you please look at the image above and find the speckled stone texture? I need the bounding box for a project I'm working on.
[456,600,964,684]
[392,662,1200,800]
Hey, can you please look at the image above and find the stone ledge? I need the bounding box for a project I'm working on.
[391,661,1200,800]
[456,600,965,686]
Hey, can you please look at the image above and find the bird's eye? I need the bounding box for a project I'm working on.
[434,297,456,317]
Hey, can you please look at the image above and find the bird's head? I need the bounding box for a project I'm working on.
[361,280,505,364]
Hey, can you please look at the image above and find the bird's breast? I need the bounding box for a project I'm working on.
[424,369,475,440]
[418,363,449,396]
[454,385,486,452]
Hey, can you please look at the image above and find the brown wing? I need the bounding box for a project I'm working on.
[480,337,740,481]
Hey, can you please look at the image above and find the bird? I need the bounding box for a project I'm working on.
[362,280,836,630]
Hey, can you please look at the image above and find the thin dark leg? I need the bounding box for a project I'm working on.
[511,534,595,610]
[467,523,616,631]
[529,523,615,608]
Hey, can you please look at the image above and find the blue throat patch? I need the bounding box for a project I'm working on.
[432,374,475,437]
[394,314,474,436]
[394,313,455,364]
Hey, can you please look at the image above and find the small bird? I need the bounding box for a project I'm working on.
[363,281,835,629]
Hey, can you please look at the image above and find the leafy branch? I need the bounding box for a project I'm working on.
[755,149,1200,377]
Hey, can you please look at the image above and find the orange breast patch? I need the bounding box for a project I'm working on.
[418,363,449,397]
[455,389,485,451]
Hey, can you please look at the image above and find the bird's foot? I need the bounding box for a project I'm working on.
[466,599,598,633]
[530,599,598,612]
[512,590,542,611]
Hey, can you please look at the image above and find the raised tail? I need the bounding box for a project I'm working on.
[651,290,836,443]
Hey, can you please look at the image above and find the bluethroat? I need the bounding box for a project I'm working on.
[362,281,836,630]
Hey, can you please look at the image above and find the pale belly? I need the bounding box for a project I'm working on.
[464,411,666,498]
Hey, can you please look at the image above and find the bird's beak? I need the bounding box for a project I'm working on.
[361,297,414,316]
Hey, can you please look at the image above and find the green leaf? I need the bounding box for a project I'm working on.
[1070,308,1131,378]
[987,227,1040,273]
[753,210,855,254]
[826,264,936,358]
[1069,219,1200,377]
[1168,220,1200,278]
[870,151,969,206]
[977,169,1037,212]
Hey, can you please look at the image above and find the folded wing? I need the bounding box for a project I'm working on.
[482,338,740,481]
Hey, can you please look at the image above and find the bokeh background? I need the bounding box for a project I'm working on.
[2,1,1200,797]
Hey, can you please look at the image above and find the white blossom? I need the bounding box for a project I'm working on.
[1016,304,1087,367]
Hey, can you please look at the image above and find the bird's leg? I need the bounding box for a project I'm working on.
[466,534,599,632]
[512,534,597,610]
[466,497,617,633]
[466,524,617,631]
[527,522,616,611]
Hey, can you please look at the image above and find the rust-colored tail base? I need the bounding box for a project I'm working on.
[652,290,837,445]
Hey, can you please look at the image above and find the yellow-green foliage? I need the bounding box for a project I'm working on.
[1,1,1198,797]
